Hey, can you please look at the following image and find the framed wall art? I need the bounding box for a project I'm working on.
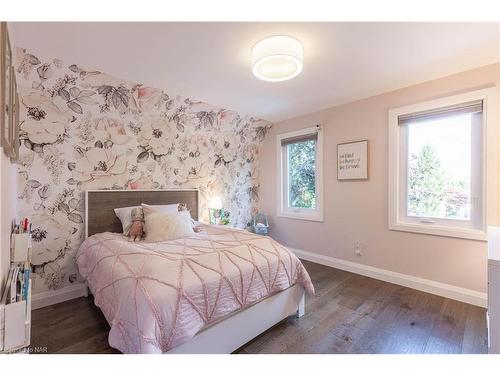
[1,22,13,157]
[337,139,369,180]
[10,67,19,162]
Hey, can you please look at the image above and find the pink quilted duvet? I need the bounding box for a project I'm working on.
[76,224,314,353]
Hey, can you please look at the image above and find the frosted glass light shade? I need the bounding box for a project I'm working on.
[209,196,223,210]
[251,35,303,82]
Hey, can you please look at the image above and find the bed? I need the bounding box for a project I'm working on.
[76,189,314,354]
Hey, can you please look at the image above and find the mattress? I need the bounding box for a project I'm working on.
[75,224,314,353]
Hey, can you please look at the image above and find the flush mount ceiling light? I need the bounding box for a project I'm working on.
[251,35,303,82]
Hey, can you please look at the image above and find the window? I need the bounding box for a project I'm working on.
[277,126,323,221]
[388,88,496,240]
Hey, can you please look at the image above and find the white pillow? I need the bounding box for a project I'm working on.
[144,211,195,242]
[114,206,140,234]
[141,203,179,216]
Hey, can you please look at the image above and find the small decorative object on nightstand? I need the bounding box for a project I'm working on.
[219,212,230,226]
[252,213,269,235]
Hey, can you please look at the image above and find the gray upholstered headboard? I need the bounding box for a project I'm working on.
[85,189,199,237]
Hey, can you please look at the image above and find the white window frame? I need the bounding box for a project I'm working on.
[276,126,324,222]
[388,87,497,241]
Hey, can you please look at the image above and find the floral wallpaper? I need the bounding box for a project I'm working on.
[14,48,271,294]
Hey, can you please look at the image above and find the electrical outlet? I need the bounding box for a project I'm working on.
[355,240,362,256]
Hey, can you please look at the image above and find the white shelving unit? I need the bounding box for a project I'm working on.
[0,233,32,353]
[0,278,31,353]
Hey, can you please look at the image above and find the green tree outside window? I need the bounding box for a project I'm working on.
[288,140,316,209]
[408,144,470,219]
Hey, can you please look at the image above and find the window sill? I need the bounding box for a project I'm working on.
[277,212,324,222]
[389,221,487,241]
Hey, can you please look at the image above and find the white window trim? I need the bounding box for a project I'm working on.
[276,126,324,222]
[388,87,497,241]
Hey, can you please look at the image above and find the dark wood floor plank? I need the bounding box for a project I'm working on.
[353,281,403,320]
[29,261,487,354]
[461,305,488,354]
[424,298,469,354]
[425,337,462,354]
[335,274,385,311]
[316,326,367,353]
[347,302,406,354]
[285,306,369,354]
[56,332,120,354]
[366,292,443,354]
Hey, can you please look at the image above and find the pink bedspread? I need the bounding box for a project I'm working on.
[76,224,314,353]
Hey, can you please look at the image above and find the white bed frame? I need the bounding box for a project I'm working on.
[84,189,306,354]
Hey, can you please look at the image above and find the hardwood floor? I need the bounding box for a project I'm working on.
[29,261,487,354]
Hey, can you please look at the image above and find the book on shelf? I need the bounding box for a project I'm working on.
[2,262,32,305]
[23,266,30,301]
[9,267,18,304]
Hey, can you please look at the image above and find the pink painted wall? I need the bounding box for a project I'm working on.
[0,25,18,295]
[260,63,499,293]
[0,150,17,292]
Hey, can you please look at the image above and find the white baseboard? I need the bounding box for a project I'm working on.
[291,248,487,308]
[31,283,88,310]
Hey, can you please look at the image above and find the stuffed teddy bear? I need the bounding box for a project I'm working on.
[126,207,144,242]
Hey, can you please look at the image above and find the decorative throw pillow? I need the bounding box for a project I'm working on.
[141,203,179,216]
[114,206,141,234]
[144,211,195,242]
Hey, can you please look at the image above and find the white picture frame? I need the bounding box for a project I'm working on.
[337,140,369,180]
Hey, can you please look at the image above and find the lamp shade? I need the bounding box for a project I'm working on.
[209,196,223,210]
[251,35,303,82]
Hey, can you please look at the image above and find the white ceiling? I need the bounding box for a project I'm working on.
[9,22,499,122]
